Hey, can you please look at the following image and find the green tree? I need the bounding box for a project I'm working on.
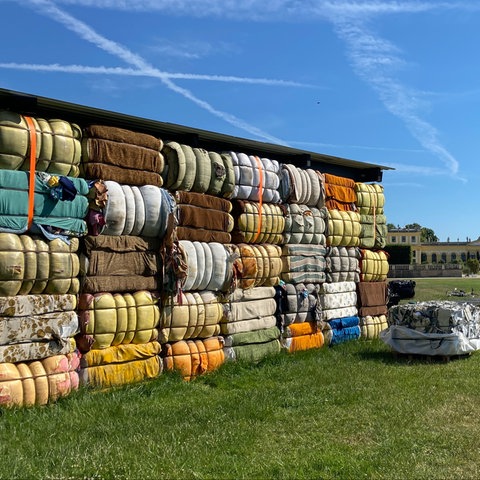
[405,223,422,230]
[466,258,480,275]
[421,227,439,243]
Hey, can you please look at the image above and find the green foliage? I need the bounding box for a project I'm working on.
[466,258,480,275]
[421,227,439,243]
[384,244,412,264]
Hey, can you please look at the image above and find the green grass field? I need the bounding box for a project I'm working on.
[2,277,480,480]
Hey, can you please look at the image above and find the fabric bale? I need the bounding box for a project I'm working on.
[221,286,277,335]
[326,209,361,247]
[230,200,285,244]
[275,283,321,328]
[0,233,80,296]
[0,110,81,177]
[232,243,282,289]
[173,190,233,243]
[79,341,162,388]
[96,181,174,238]
[159,290,224,343]
[81,124,164,187]
[229,152,281,203]
[282,321,324,352]
[320,281,358,322]
[354,183,385,216]
[283,204,327,245]
[324,173,357,211]
[279,164,325,208]
[0,351,80,407]
[359,315,388,340]
[358,213,388,249]
[324,246,360,283]
[79,235,162,293]
[360,249,389,282]
[162,336,225,381]
[173,241,235,292]
[223,326,281,363]
[208,151,235,198]
[327,316,361,346]
[356,281,388,318]
[0,294,77,363]
[76,290,160,352]
[0,170,89,237]
[281,244,327,284]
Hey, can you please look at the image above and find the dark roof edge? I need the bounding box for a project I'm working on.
[0,87,393,182]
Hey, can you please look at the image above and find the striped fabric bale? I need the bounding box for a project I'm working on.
[79,341,162,388]
[232,243,282,289]
[279,163,325,208]
[96,181,174,237]
[0,110,82,177]
[173,190,233,243]
[320,281,358,322]
[229,152,281,203]
[0,233,80,296]
[356,281,388,318]
[81,125,165,187]
[324,246,360,283]
[223,326,281,363]
[359,315,388,340]
[324,173,357,211]
[326,209,361,247]
[359,249,389,282]
[0,294,77,363]
[0,351,80,407]
[162,142,235,196]
[162,336,225,381]
[283,204,327,245]
[175,241,235,292]
[221,286,277,335]
[159,290,224,343]
[79,235,162,294]
[326,316,361,346]
[275,283,321,328]
[281,244,327,284]
[0,170,89,237]
[230,200,285,244]
[282,321,324,352]
[76,291,160,352]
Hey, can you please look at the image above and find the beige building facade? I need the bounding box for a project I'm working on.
[388,228,480,265]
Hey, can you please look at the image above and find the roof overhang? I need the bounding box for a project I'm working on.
[0,87,393,182]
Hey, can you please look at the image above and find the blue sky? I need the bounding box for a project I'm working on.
[1,0,479,242]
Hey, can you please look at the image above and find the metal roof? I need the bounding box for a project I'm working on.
[0,87,393,182]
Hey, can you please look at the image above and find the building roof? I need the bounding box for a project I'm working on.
[0,87,393,182]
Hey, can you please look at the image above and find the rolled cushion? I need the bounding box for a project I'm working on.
[283,204,327,244]
[360,249,389,282]
[326,209,361,247]
[360,315,388,340]
[325,246,360,283]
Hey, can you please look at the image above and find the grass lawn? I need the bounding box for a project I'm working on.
[2,277,480,479]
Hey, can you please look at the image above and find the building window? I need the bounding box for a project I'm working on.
[461,253,467,262]
[401,236,406,243]
[391,237,396,243]
[441,253,447,263]
[451,253,457,262]
[421,253,427,263]
[432,253,437,263]
[411,236,416,243]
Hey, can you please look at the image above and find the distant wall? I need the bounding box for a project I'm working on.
[388,264,463,278]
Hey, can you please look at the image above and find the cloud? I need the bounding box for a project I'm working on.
[22,0,288,145]
[0,61,312,87]
[287,139,425,154]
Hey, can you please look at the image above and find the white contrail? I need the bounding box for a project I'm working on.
[22,0,288,145]
[0,61,312,87]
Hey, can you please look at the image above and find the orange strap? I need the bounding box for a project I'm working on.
[24,116,37,229]
[372,186,377,244]
[252,156,264,243]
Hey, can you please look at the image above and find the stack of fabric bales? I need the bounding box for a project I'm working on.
[220,152,284,363]
[77,124,171,388]
[0,110,85,406]
[276,163,326,352]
